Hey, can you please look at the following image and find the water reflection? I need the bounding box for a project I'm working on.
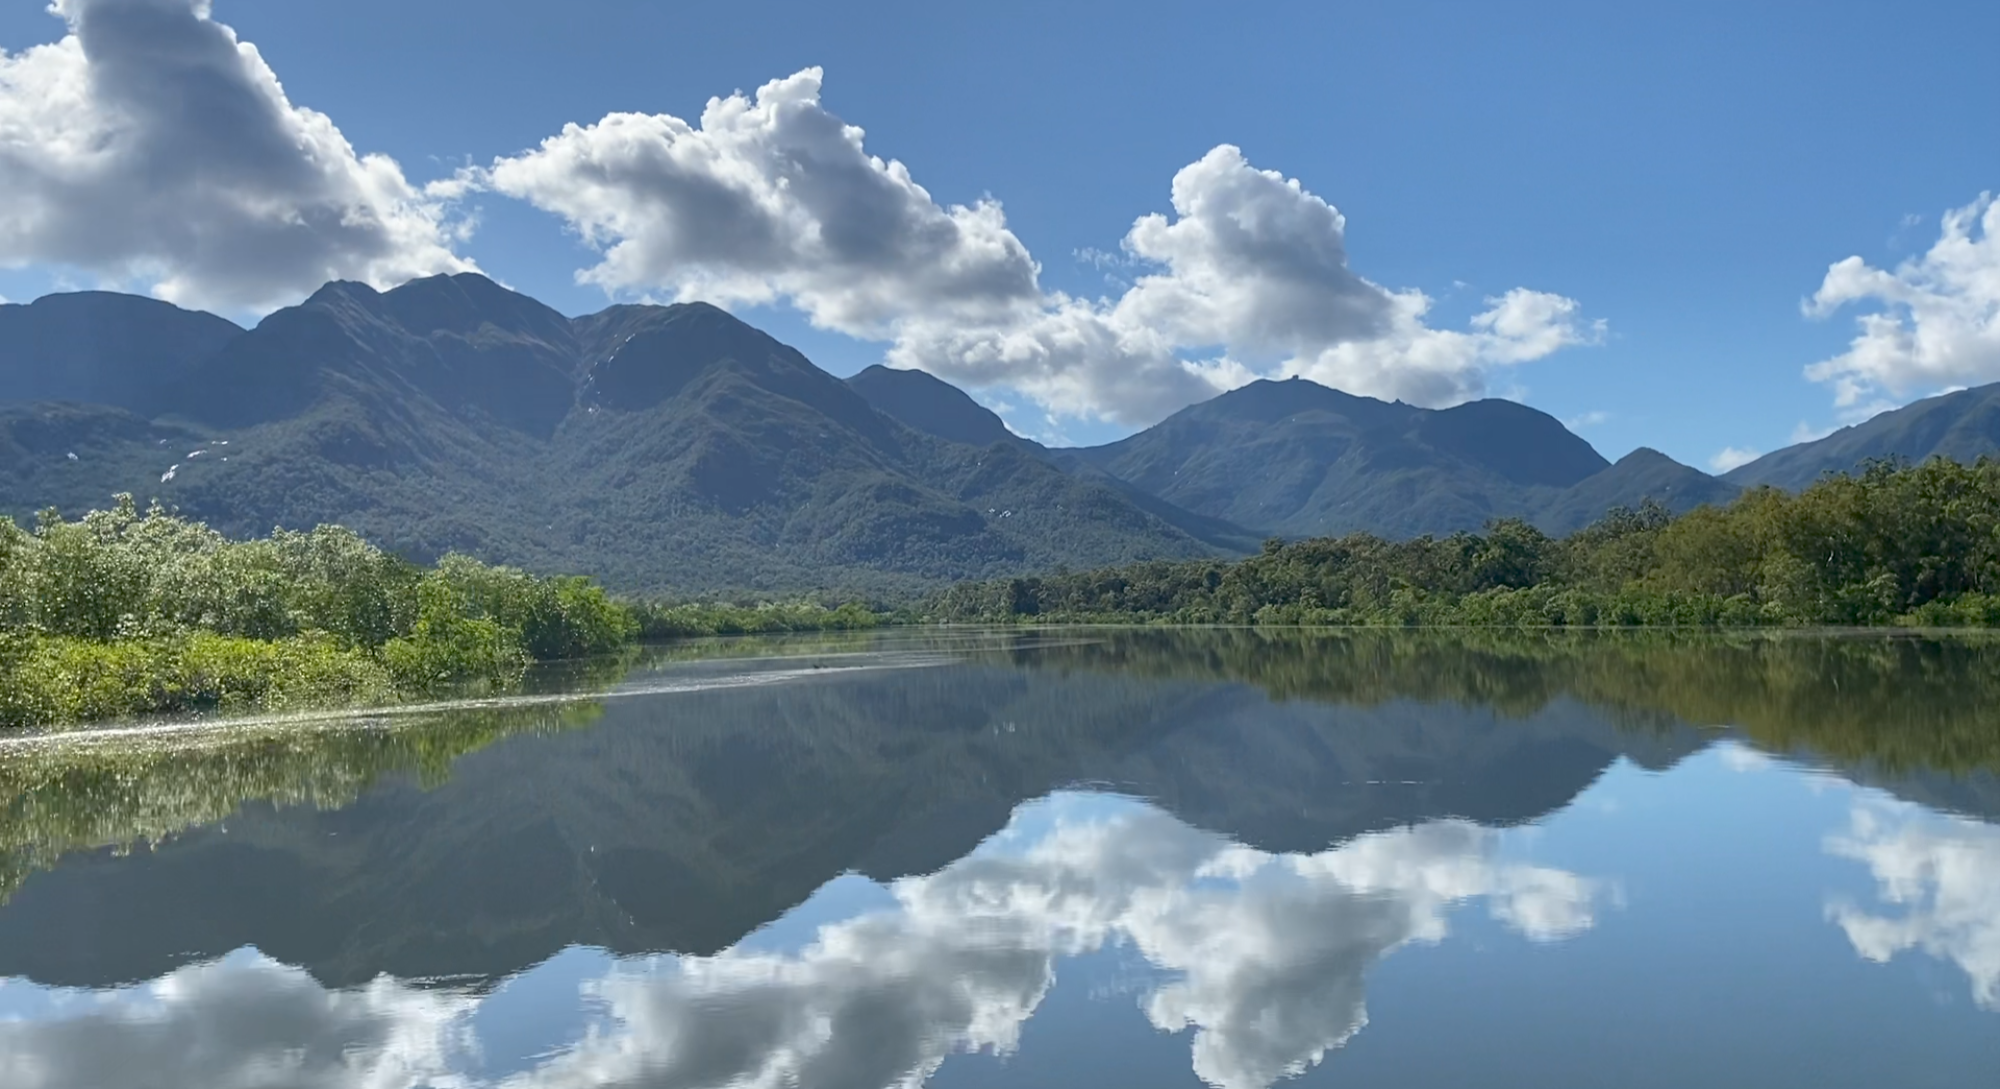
[3,628,2000,1087]
[0,799,1596,1089]
[1827,801,2000,1010]
[538,801,1593,1089]
[0,954,472,1089]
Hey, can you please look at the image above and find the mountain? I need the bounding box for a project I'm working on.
[1069,377,1724,537]
[846,364,1025,448]
[0,276,1235,595]
[0,275,1750,590]
[1726,382,2000,490]
[0,292,242,414]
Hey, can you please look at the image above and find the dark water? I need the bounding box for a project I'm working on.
[2,628,1998,1088]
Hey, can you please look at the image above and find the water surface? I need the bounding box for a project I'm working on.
[1,629,1996,1087]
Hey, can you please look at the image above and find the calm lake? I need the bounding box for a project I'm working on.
[1,628,1997,1088]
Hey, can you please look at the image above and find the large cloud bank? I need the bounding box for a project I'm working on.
[0,803,1599,1089]
[0,0,471,312]
[1806,194,2000,415]
[486,70,1601,425]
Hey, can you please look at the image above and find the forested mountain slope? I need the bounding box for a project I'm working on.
[0,275,1229,596]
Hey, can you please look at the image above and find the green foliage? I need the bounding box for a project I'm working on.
[928,458,2000,628]
[378,574,530,694]
[0,500,644,727]
[427,554,639,660]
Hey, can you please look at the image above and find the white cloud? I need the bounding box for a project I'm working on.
[1805,193,2000,412]
[485,72,1599,425]
[1709,446,1761,473]
[0,0,471,312]
[1826,802,2000,1009]
[1565,410,1611,430]
[1789,420,1836,445]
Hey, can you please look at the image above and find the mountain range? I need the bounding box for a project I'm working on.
[4,273,1996,595]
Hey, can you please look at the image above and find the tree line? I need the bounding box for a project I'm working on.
[926,458,2000,628]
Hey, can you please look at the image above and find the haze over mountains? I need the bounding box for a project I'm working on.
[1,273,1992,595]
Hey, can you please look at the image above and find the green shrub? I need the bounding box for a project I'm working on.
[379,575,530,693]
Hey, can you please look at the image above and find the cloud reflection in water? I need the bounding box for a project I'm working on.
[0,797,1601,1089]
[1827,801,2000,1010]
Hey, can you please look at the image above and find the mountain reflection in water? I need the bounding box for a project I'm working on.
[0,629,1997,1088]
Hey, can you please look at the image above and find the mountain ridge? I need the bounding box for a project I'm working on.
[0,276,1233,594]
[1727,383,2000,489]
[1059,376,1725,538]
[0,275,1790,593]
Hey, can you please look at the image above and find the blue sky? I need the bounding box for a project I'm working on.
[1,0,1995,467]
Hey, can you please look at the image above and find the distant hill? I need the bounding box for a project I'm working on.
[1727,383,2000,490]
[0,276,1233,596]
[1540,448,1741,535]
[0,292,241,414]
[1068,377,1725,537]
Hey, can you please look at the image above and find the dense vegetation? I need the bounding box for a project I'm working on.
[929,458,2000,628]
[0,496,639,727]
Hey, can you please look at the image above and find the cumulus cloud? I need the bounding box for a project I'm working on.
[0,954,472,1089]
[0,0,471,312]
[485,71,1599,425]
[1805,193,2000,414]
[1826,802,2000,1009]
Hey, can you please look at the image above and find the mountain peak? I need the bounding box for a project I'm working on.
[301,280,380,308]
[1190,377,1407,426]
[1415,399,1609,488]
[573,301,823,412]
[846,365,1023,449]
[165,273,578,435]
